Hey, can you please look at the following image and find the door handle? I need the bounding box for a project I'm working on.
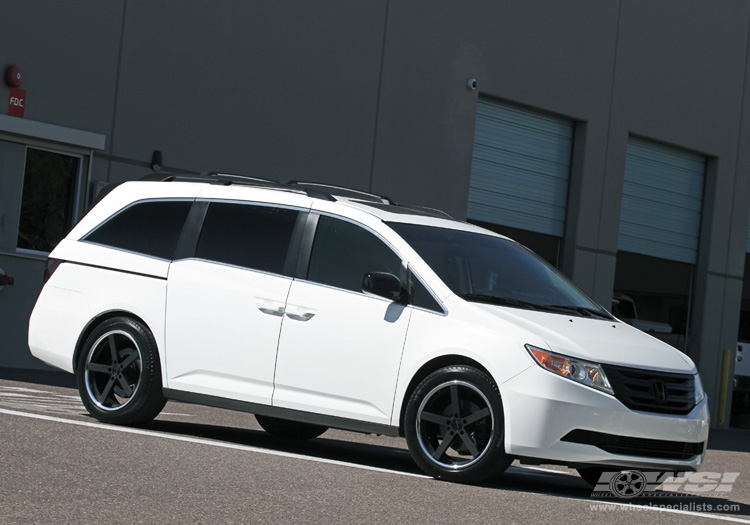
[256,299,285,317]
[285,305,316,322]
[285,312,315,322]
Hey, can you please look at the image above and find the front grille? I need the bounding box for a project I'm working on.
[602,364,696,415]
[562,429,705,460]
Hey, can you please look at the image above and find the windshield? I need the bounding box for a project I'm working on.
[389,222,610,318]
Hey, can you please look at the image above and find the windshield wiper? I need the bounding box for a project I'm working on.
[459,294,544,311]
[460,294,614,319]
[545,304,614,320]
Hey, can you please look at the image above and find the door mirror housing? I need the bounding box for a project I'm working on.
[362,272,406,303]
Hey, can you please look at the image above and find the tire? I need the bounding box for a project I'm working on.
[255,415,327,440]
[76,317,166,426]
[404,365,511,484]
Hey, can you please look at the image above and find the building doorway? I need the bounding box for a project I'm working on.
[0,141,88,369]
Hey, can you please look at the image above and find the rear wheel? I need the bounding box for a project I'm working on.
[404,365,511,483]
[255,415,327,440]
[76,317,166,426]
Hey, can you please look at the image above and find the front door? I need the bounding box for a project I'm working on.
[273,214,411,425]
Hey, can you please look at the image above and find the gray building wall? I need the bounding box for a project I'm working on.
[1,0,749,426]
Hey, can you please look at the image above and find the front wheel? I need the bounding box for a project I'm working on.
[76,317,166,426]
[404,365,511,483]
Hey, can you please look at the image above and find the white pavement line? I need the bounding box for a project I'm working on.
[0,407,428,479]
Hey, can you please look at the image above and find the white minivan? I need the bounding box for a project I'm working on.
[28,173,709,485]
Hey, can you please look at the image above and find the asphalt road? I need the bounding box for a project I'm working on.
[1,370,749,524]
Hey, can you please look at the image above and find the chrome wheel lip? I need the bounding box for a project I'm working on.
[84,329,143,412]
[415,379,495,471]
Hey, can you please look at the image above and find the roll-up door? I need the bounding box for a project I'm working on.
[467,98,574,237]
[619,137,705,264]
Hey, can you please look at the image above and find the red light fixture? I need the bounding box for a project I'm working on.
[5,65,23,87]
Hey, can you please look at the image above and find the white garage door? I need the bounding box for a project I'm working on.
[467,99,573,237]
[619,137,705,264]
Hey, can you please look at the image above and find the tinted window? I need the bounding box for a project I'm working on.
[85,200,191,260]
[410,272,443,312]
[390,222,604,313]
[196,202,298,274]
[307,215,401,293]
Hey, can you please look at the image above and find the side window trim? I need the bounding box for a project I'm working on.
[408,265,447,315]
[294,212,319,279]
[173,200,208,261]
[286,210,314,278]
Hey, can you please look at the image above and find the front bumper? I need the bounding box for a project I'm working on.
[501,365,709,471]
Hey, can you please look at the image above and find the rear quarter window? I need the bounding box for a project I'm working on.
[83,200,192,260]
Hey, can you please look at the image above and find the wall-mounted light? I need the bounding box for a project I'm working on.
[151,150,163,171]
[5,65,23,88]
[467,78,478,90]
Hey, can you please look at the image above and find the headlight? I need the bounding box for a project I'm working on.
[694,373,705,404]
[526,345,613,395]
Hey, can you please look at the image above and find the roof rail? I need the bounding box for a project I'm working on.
[140,171,287,189]
[139,171,336,199]
[285,181,394,205]
[202,171,285,187]
[395,203,453,219]
[137,171,452,217]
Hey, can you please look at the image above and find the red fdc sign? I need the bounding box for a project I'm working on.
[8,88,25,117]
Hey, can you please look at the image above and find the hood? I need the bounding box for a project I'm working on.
[468,302,696,374]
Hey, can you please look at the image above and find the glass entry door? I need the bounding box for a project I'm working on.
[17,147,83,254]
[0,141,87,368]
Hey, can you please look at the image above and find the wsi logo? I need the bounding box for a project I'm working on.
[591,470,740,499]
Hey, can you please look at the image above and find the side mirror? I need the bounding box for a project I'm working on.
[362,272,406,303]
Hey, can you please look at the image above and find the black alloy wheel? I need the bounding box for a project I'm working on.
[76,317,166,426]
[404,365,511,483]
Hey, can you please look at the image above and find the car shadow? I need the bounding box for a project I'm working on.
[144,419,590,498]
[0,367,76,388]
[143,418,423,476]
[142,418,750,517]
